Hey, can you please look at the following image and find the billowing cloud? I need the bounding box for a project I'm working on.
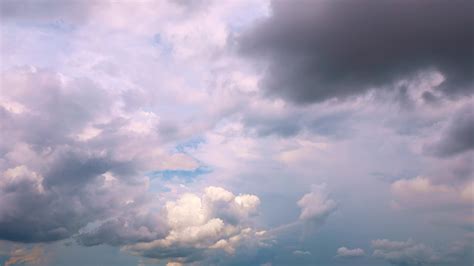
[123,186,268,264]
[0,67,199,243]
[1,0,473,265]
[0,162,150,243]
[336,247,365,258]
[240,0,474,104]
[297,184,337,224]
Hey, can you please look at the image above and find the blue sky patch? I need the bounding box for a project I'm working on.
[148,165,212,182]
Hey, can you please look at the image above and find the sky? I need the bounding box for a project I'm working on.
[0,0,473,265]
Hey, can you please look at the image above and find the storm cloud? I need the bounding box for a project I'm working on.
[240,0,474,104]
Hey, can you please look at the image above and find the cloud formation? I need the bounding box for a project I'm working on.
[2,244,48,266]
[0,67,197,243]
[336,247,365,258]
[372,239,441,265]
[391,176,473,209]
[240,0,474,104]
[297,184,337,224]
[124,186,267,264]
[1,0,473,265]
[371,238,473,266]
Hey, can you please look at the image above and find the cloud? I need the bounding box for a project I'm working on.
[0,0,97,25]
[1,0,473,265]
[0,67,199,243]
[390,170,473,232]
[4,245,48,266]
[297,184,337,224]
[76,213,169,247]
[293,250,310,256]
[123,186,268,263]
[424,104,474,157]
[372,237,473,265]
[391,176,473,210]
[0,163,148,243]
[239,0,474,104]
[0,1,271,262]
[166,262,183,266]
[336,247,365,258]
[372,239,441,265]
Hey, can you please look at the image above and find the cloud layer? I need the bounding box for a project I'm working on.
[0,0,473,265]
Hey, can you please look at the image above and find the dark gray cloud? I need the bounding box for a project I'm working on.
[424,104,474,157]
[0,151,151,243]
[240,103,354,139]
[239,0,474,104]
[0,165,113,242]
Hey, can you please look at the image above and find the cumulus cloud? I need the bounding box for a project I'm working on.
[336,247,365,258]
[240,0,474,104]
[124,186,268,263]
[0,67,199,243]
[297,184,337,224]
[0,162,150,243]
[0,1,271,263]
[1,0,473,265]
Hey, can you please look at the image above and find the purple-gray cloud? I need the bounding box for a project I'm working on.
[240,0,474,104]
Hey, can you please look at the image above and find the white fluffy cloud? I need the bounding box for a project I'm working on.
[124,186,268,264]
